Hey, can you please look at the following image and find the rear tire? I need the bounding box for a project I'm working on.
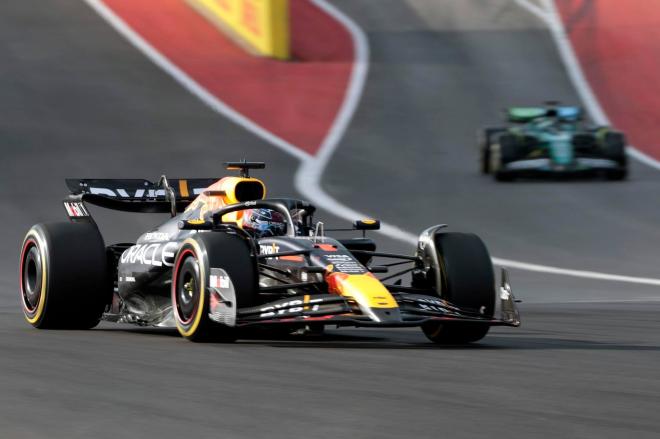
[481,146,491,174]
[19,222,110,329]
[421,233,495,344]
[480,128,506,174]
[603,132,626,161]
[172,232,258,342]
[494,134,521,182]
[605,169,627,181]
[494,171,514,182]
[602,132,628,180]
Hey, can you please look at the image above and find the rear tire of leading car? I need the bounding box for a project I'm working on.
[479,128,506,174]
[421,233,495,344]
[19,222,110,329]
[481,145,491,174]
[172,232,258,342]
[494,135,520,182]
[602,132,628,181]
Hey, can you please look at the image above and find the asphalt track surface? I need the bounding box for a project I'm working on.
[324,0,660,302]
[1,1,659,438]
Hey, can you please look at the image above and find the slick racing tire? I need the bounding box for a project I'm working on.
[422,233,495,344]
[19,222,110,329]
[602,132,628,181]
[494,134,520,181]
[479,128,506,174]
[172,232,258,342]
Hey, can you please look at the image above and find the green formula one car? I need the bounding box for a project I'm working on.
[479,104,628,181]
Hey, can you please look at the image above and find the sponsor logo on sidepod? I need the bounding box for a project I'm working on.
[259,243,280,255]
[120,242,178,267]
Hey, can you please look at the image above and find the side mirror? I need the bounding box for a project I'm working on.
[354,218,380,231]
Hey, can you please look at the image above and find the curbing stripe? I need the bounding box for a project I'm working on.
[85,0,660,288]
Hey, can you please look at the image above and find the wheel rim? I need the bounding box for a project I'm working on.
[175,256,200,325]
[21,242,42,313]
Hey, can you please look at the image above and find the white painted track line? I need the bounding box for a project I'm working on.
[518,0,660,171]
[82,0,310,162]
[85,0,660,287]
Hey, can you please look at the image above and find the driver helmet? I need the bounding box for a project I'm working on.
[241,208,287,238]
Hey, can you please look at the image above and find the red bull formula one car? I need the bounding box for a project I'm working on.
[19,162,520,344]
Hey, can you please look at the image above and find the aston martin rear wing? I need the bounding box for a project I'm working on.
[63,177,218,219]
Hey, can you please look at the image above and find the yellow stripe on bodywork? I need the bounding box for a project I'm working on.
[178,179,189,198]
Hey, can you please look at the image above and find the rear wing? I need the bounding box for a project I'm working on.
[64,177,219,217]
[507,107,547,123]
[507,105,583,123]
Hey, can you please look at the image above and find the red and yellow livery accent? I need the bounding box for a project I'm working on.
[185,176,266,223]
[326,272,400,322]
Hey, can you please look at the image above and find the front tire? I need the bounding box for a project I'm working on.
[421,232,495,344]
[172,232,258,342]
[479,128,506,174]
[602,132,628,180]
[19,222,110,329]
[494,135,521,182]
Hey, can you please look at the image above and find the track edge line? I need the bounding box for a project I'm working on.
[82,0,310,162]
[85,0,660,287]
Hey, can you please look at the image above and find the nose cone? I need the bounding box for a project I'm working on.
[549,133,574,165]
[327,273,401,323]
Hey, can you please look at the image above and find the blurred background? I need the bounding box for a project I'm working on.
[2,1,659,438]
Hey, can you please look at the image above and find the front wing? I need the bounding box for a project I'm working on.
[214,291,520,329]
[501,157,622,175]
